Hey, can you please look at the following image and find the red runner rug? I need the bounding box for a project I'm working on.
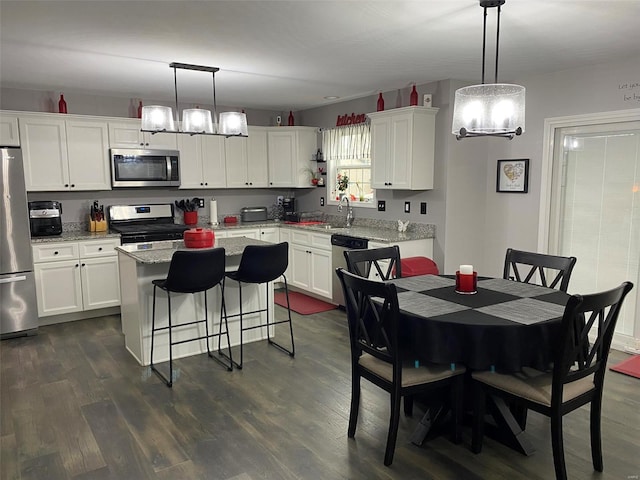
[609,355,640,379]
[274,291,337,315]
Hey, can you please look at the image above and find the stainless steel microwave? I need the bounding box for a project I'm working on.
[110,149,180,188]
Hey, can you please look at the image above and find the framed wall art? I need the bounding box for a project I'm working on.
[496,158,529,193]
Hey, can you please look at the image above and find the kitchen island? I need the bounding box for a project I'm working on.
[117,236,274,366]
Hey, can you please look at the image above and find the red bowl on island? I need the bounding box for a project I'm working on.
[184,228,214,249]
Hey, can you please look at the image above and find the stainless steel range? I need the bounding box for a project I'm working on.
[108,204,190,244]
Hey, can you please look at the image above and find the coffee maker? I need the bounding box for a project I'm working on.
[283,197,299,222]
[28,201,63,236]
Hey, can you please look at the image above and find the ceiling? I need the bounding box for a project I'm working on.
[1,1,639,112]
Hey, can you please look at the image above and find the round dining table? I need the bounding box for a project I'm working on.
[389,275,570,373]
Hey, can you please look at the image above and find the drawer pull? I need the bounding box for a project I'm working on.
[54,251,59,255]
[98,247,103,251]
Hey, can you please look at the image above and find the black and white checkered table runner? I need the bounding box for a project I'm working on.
[388,276,567,325]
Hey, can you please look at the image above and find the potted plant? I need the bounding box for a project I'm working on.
[337,172,349,199]
[303,167,320,186]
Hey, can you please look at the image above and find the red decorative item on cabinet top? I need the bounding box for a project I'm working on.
[410,85,418,106]
[376,92,384,111]
[137,101,143,119]
[58,94,67,114]
[288,111,294,126]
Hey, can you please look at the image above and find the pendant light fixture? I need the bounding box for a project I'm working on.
[451,0,525,140]
[141,62,248,137]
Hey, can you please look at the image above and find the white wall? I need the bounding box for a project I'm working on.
[481,54,640,277]
[0,86,281,126]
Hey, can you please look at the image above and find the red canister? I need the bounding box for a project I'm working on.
[183,228,214,248]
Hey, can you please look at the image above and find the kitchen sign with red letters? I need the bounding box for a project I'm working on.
[336,113,367,126]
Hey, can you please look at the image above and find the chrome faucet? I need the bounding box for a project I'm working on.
[338,196,354,228]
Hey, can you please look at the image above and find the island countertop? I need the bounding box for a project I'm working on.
[116,237,271,264]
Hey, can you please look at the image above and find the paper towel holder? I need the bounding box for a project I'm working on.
[209,198,219,226]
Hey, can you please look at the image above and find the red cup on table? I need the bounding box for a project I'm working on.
[455,264,477,294]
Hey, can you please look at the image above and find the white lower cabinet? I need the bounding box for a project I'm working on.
[32,239,121,317]
[226,228,259,239]
[288,229,332,299]
[258,227,279,243]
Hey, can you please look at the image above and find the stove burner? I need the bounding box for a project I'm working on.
[108,204,192,244]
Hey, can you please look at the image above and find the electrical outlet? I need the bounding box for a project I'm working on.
[320,196,325,207]
[420,202,427,214]
[404,201,411,213]
[198,198,205,208]
[377,200,386,212]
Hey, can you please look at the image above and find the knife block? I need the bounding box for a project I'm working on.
[89,217,107,232]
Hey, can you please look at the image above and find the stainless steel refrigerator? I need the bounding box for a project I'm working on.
[1,147,38,337]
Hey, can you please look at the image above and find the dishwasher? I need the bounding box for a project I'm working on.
[331,233,369,306]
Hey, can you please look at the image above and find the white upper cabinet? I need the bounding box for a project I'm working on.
[267,126,317,188]
[178,134,226,189]
[19,115,111,191]
[65,119,111,190]
[369,106,438,190]
[226,126,269,188]
[108,120,177,149]
[0,114,20,146]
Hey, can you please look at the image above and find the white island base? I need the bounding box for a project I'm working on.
[117,238,274,366]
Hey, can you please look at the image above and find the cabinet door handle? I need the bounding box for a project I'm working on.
[54,251,59,255]
[98,247,103,251]
[64,184,69,187]
[71,184,75,188]
[81,263,86,267]
[204,182,208,186]
[75,263,79,268]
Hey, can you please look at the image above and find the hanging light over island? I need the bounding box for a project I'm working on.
[141,62,248,138]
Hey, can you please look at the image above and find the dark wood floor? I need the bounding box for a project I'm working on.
[1,306,639,480]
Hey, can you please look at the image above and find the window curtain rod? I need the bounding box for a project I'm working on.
[318,119,370,133]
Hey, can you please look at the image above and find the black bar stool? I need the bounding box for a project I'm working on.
[150,247,233,387]
[222,242,294,369]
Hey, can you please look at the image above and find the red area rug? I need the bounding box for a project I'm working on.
[274,291,337,315]
[609,355,640,379]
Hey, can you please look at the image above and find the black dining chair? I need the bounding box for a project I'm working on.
[336,268,466,466]
[344,245,402,281]
[503,248,577,292]
[471,281,634,480]
[222,242,294,369]
[150,248,233,387]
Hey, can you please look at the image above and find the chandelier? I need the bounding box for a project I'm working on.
[141,62,248,137]
[451,0,525,140]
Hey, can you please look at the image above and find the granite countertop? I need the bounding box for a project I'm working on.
[39,219,435,245]
[204,219,436,243]
[31,231,121,243]
[289,224,434,242]
[116,236,272,264]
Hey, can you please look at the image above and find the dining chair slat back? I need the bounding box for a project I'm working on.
[336,267,466,467]
[471,281,634,480]
[503,248,577,292]
[344,246,401,281]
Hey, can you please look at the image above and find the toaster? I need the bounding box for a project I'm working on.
[240,206,268,222]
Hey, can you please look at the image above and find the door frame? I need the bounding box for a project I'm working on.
[538,107,640,351]
[538,108,640,253]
